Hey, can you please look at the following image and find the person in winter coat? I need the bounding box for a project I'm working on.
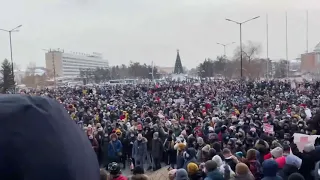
[245,149,262,180]
[107,133,123,164]
[151,132,163,171]
[102,133,110,168]
[204,160,224,180]
[223,148,239,172]
[212,155,235,179]
[278,155,302,180]
[183,148,197,170]
[175,140,187,169]
[234,163,254,180]
[131,166,150,180]
[187,163,202,180]
[175,168,189,180]
[297,143,318,180]
[262,159,283,180]
[271,147,286,170]
[165,131,176,168]
[287,173,305,180]
[89,134,99,153]
[144,126,154,170]
[132,134,148,170]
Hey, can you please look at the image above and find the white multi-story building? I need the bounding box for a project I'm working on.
[45,50,108,77]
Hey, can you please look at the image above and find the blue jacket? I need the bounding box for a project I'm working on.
[204,170,224,180]
[0,95,99,180]
[108,140,122,158]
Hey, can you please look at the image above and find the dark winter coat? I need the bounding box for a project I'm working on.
[0,95,99,180]
[151,138,163,159]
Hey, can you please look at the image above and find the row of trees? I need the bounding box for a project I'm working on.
[80,61,160,84]
[197,41,290,79]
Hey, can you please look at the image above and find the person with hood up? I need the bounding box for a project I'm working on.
[278,154,302,180]
[0,95,100,180]
[151,132,163,171]
[204,160,224,180]
[262,159,283,180]
[175,168,189,180]
[108,133,123,164]
[183,148,197,170]
[234,163,254,180]
[132,133,148,170]
[212,155,235,179]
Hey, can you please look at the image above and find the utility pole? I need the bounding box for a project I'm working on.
[216,42,235,57]
[266,14,269,80]
[0,25,22,93]
[226,16,260,79]
[150,61,155,82]
[51,50,56,88]
[306,10,309,53]
[286,12,289,78]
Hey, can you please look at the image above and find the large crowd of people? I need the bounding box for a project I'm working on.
[26,79,320,180]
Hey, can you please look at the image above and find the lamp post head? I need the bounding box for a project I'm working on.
[252,16,260,20]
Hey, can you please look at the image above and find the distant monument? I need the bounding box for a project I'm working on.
[173,49,184,74]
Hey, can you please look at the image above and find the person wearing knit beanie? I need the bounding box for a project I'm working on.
[288,173,305,180]
[187,162,199,175]
[271,147,283,159]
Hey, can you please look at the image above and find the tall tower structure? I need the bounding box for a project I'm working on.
[174,49,184,74]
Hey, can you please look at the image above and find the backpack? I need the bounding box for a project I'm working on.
[249,160,262,180]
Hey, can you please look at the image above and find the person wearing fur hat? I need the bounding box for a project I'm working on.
[107,133,123,165]
[132,133,148,170]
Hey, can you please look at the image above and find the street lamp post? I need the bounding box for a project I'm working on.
[225,16,260,78]
[216,42,235,57]
[0,25,22,92]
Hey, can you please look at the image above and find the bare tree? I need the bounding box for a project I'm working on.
[25,62,36,77]
[233,41,261,63]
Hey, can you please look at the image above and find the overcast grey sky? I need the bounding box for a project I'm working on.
[0,0,320,69]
